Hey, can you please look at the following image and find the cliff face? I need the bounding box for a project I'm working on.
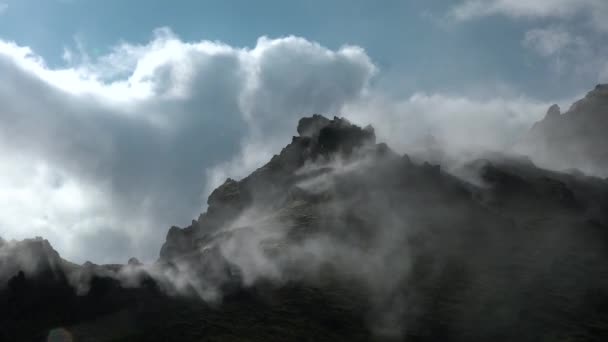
[519,84,608,176]
[3,112,608,341]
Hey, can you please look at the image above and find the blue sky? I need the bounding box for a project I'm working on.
[1,0,604,98]
[0,0,606,263]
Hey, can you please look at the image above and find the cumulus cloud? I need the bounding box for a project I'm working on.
[0,26,563,264]
[0,29,375,263]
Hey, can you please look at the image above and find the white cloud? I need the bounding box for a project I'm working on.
[0,29,375,263]
[0,3,7,15]
[451,0,589,19]
[523,27,580,57]
[449,0,608,32]
[520,26,608,82]
[448,1,608,82]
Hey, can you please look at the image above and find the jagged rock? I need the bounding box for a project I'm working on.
[207,178,242,208]
[127,257,142,266]
[545,104,561,119]
[297,114,331,137]
[159,115,379,263]
[159,225,195,260]
[296,115,376,155]
[517,84,608,176]
[317,116,375,155]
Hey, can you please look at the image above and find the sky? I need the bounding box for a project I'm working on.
[0,0,606,263]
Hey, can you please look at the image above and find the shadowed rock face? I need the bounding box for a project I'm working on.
[519,84,608,176]
[3,112,608,341]
[159,115,378,262]
[0,237,74,286]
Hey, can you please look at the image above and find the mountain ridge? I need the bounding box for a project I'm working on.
[2,90,608,340]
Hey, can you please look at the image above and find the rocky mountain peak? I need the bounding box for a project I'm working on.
[296,114,331,137]
[593,83,608,94]
[545,104,561,119]
[159,115,380,262]
[297,114,376,154]
[0,237,68,285]
[566,83,608,114]
[518,85,608,176]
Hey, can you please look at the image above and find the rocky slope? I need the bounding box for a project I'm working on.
[2,113,608,341]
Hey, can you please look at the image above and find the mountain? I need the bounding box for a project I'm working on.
[518,84,608,176]
[2,111,608,341]
[0,237,74,286]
